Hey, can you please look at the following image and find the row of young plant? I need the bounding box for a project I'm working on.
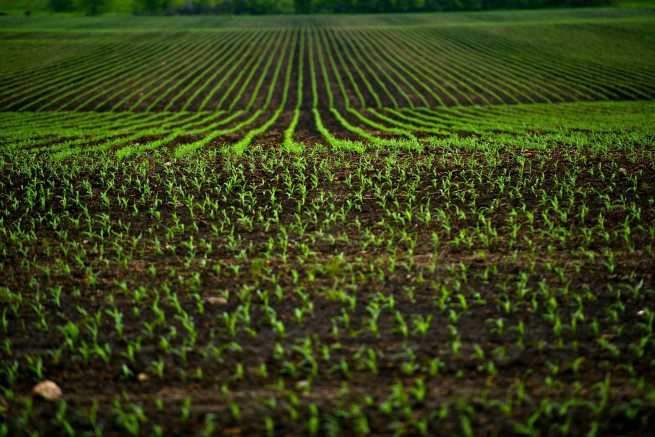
[1,141,654,434]
[428,27,655,103]
[2,19,654,113]
[1,100,653,158]
[0,29,288,113]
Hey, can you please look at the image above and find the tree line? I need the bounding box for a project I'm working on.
[48,0,613,15]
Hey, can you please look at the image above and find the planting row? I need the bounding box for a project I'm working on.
[1,15,654,113]
[1,100,653,157]
[1,141,654,434]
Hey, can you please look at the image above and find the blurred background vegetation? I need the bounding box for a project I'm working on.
[0,0,649,17]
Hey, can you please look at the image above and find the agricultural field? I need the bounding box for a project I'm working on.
[1,7,655,436]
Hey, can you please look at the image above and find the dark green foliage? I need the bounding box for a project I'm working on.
[48,0,75,12]
[36,0,617,15]
[301,0,613,12]
[133,0,171,14]
[138,0,291,14]
[294,0,312,13]
[78,0,108,14]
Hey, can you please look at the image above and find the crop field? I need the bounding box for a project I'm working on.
[1,7,655,436]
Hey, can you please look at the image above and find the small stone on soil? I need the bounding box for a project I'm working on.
[206,296,228,305]
[32,380,62,401]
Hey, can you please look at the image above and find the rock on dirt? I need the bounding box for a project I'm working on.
[206,296,228,305]
[32,380,62,401]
